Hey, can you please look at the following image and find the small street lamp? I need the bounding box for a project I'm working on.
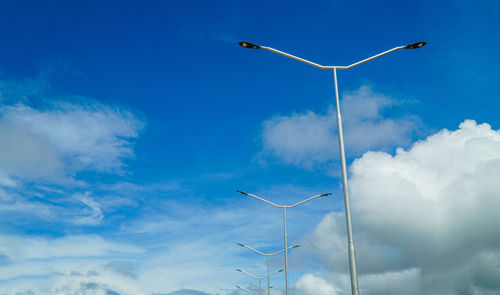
[237,243,300,295]
[236,268,284,295]
[237,190,331,295]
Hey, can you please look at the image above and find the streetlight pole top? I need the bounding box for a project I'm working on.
[404,41,427,49]
[239,41,262,49]
[320,193,333,197]
[236,190,249,196]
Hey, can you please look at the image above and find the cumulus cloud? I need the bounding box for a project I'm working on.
[260,86,418,169]
[303,120,500,294]
[294,273,340,295]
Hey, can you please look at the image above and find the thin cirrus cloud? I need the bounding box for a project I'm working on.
[260,86,419,169]
[298,119,500,294]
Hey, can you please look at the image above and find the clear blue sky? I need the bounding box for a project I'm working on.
[0,0,499,294]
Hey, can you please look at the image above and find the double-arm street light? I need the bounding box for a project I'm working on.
[236,268,284,295]
[237,191,332,295]
[238,41,426,295]
[237,243,300,295]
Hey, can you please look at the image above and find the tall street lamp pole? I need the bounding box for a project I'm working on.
[238,40,426,295]
[236,268,284,295]
[237,191,332,295]
[237,243,300,295]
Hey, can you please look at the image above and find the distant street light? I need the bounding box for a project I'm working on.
[237,191,331,295]
[236,268,284,295]
[237,243,300,295]
[238,40,426,295]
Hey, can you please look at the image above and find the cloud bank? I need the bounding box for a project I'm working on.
[299,120,500,294]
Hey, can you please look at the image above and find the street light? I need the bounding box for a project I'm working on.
[236,268,284,295]
[237,243,300,295]
[237,191,332,295]
[238,40,426,295]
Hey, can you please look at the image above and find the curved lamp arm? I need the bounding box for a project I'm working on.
[288,193,332,208]
[237,190,331,208]
[237,190,282,208]
[237,243,301,256]
[236,286,258,294]
[270,244,301,256]
[236,268,264,280]
[238,41,426,70]
[266,269,284,277]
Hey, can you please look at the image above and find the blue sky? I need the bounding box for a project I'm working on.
[0,0,500,294]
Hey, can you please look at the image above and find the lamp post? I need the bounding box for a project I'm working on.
[237,243,300,295]
[237,191,332,295]
[236,268,284,295]
[238,40,426,295]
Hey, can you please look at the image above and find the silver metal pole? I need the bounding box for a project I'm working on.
[333,68,360,295]
[267,256,271,295]
[283,207,289,295]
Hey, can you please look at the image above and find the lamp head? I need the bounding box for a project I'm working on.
[320,193,332,197]
[236,269,242,272]
[278,269,284,273]
[404,41,427,49]
[236,243,245,247]
[238,41,261,49]
[236,190,249,196]
[292,245,301,248]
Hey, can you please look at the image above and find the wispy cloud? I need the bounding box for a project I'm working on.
[259,86,420,170]
[0,101,144,175]
[0,234,144,294]
[0,76,147,228]
[71,192,104,226]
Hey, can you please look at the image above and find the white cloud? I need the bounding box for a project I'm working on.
[0,234,144,295]
[0,234,142,264]
[294,273,340,295]
[0,124,65,183]
[261,109,337,168]
[71,192,104,226]
[0,80,145,226]
[260,86,418,169]
[303,120,500,294]
[0,101,144,177]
